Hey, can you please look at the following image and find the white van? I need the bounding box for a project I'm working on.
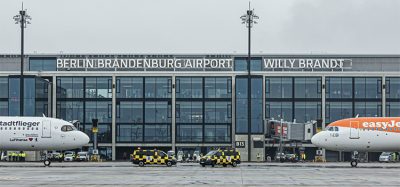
[76,152,89,162]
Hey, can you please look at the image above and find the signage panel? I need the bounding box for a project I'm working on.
[57,58,233,69]
[263,58,352,70]
[235,141,246,148]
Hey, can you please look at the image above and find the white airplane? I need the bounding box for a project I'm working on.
[311,117,400,167]
[0,116,90,166]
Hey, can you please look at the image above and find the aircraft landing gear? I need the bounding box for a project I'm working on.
[350,160,358,167]
[44,159,51,167]
[350,151,359,167]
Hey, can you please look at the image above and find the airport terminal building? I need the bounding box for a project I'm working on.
[0,54,399,161]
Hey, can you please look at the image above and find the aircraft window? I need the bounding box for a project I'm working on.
[61,125,75,132]
[67,126,74,131]
[0,127,2,130]
[327,127,334,131]
[334,127,339,131]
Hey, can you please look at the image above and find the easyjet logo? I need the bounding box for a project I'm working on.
[362,120,400,129]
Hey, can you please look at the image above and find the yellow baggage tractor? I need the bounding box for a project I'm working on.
[200,148,241,167]
[132,149,177,167]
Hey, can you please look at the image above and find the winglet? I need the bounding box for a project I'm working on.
[42,113,46,118]
[355,114,359,118]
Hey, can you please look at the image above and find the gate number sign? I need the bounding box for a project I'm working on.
[235,141,245,148]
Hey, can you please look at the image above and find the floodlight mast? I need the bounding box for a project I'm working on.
[240,2,258,161]
[13,3,31,116]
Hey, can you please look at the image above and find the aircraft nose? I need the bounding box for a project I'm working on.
[311,133,321,147]
[81,132,90,145]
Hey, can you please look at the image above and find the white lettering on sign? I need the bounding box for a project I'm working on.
[235,141,245,148]
[263,59,350,70]
[362,120,400,129]
[57,58,233,69]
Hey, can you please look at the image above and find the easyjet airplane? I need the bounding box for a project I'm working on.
[0,116,89,166]
[311,117,400,167]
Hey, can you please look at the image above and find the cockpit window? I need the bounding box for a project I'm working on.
[327,126,339,131]
[61,125,76,132]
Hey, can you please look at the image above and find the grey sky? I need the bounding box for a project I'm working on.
[0,0,399,54]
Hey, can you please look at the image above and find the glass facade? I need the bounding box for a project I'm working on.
[176,77,202,98]
[56,77,84,98]
[57,77,112,143]
[7,76,50,117]
[386,77,400,117]
[236,78,248,133]
[176,77,232,143]
[234,58,263,71]
[0,75,395,144]
[236,77,263,134]
[354,77,382,99]
[144,77,172,98]
[29,57,57,71]
[325,77,382,124]
[386,102,400,117]
[266,77,292,99]
[326,102,352,123]
[266,77,322,123]
[0,77,7,116]
[326,77,352,99]
[116,77,143,98]
[86,77,112,98]
[115,77,172,143]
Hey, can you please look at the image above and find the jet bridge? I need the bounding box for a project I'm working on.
[265,119,316,141]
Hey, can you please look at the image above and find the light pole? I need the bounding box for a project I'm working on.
[240,2,258,161]
[13,4,31,116]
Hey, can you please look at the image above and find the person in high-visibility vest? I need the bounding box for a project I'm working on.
[21,152,26,162]
[18,152,23,162]
[11,152,17,162]
[392,152,396,162]
[301,153,306,162]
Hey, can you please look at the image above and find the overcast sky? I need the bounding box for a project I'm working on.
[0,0,399,54]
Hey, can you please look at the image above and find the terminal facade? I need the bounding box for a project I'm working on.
[0,54,399,161]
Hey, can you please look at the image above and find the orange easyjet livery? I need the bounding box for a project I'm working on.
[311,117,400,167]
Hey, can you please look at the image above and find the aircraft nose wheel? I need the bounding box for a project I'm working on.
[44,160,51,167]
[350,160,358,167]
